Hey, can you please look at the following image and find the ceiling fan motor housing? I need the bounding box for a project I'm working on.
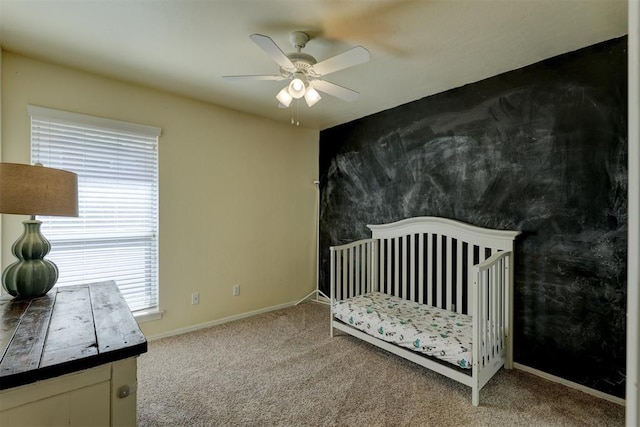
[282,52,317,76]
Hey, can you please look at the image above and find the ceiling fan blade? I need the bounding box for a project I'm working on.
[311,79,360,102]
[222,75,286,81]
[249,34,295,70]
[311,46,370,76]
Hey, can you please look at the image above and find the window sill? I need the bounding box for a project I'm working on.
[134,309,164,323]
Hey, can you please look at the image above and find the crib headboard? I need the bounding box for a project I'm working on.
[367,216,520,315]
[368,217,519,251]
[329,217,521,314]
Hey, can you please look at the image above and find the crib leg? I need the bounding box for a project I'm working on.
[472,386,479,406]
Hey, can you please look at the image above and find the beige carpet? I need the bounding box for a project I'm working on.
[137,302,624,426]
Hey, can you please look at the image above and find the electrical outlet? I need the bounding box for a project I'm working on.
[191,292,200,305]
[233,285,240,296]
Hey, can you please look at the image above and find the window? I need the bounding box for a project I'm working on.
[29,105,161,313]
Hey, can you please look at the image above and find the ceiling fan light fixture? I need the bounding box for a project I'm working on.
[225,32,371,117]
[288,77,306,99]
[276,87,293,107]
[304,87,321,107]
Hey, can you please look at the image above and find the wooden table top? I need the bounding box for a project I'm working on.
[0,281,147,390]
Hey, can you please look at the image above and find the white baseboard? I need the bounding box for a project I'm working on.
[145,300,298,341]
[513,363,625,406]
[317,295,330,304]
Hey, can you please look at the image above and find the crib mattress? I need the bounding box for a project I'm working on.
[332,292,473,369]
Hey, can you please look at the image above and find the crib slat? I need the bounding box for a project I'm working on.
[361,242,366,293]
[446,236,453,311]
[343,249,348,300]
[386,239,392,294]
[476,268,487,363]
[355,246,360,295]
[370,241,376,293]
[368,241,373,293]
[360,244,365,294]
[393,237,400,295]
[482,246,491,359]
[369,241,374,293]
[489,266,494,360]
[401,236,408,299]
[418,233,424,304]
[496,258,504,351]
[349,248,354,298]
[484,263,490,360]
[490,262,497,358]
[493,261,499,357]
[371,240,384,292]
[456,239,463,314]
[379,241,384,292]
[362,244,367,295]
[329,248,338,302]
[334,250,340,300]
[427,233,434,306]
[481,271,488,365]
[498,259,504,354]
[398,236,403,298]
[342,250,348,300]
[388,239,393,295]
[356,245,362,296]
[467,244,475,315]
[506,253,514,367]
[355,246,365,295]
[498,259,507,351]
[489,264,494,359]
[436,234,443,308]
[503,255,510,353]
[478,270,484,364]
[410,234,416,302]
[363,243,367,293]
[336,251,344,299]
[368,242,371,293]
[365,241,370,293]
[379,240,384,293]
[406,235,411,300]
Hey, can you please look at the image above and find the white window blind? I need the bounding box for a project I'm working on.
[28,105,161,313]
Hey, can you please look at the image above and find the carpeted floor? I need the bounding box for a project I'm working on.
[137,302,624,426]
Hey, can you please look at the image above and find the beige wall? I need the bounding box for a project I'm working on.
[1,51,319,338]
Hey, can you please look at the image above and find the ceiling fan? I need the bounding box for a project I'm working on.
[223,31,370,108]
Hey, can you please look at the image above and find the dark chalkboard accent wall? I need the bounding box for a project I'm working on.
[319,37,627,398]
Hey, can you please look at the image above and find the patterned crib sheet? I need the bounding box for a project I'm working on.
[332,292,473,369]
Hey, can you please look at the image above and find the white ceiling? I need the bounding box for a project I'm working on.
[0,0,628,130]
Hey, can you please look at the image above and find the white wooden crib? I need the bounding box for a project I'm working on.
[329,216,520,406]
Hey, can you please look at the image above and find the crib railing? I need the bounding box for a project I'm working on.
[330,239,375,302]
[472,250,514,378]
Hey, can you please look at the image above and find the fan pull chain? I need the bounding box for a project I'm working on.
[290,99,300,126]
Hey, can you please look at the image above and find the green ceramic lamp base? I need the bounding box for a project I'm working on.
[1,220,59,299]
